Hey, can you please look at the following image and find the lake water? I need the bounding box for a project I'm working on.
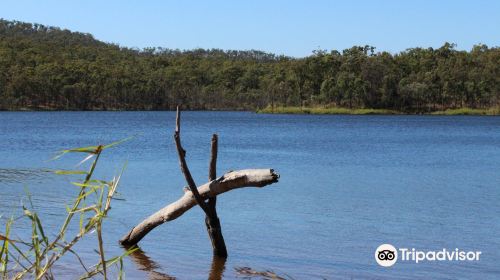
[1,112,500,279]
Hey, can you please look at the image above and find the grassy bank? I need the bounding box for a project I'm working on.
[430,107,500,115]
[257,106,400,115]
[257,106,500,115]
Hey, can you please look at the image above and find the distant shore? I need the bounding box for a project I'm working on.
[2,106,500,116]
[256,106,500,116]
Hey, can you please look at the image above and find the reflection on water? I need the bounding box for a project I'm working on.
[126,245,176,280]
[0,168,52,184]
[125,245,228,280]
[208,256,226,280]
[234,266,289,280]
[125,244,291,280]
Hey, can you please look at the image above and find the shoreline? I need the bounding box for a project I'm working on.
[1,107,500,116]
[255,106,500,116]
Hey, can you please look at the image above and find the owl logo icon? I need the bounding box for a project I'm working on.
[378,249,395,261]
[375,244,398,267]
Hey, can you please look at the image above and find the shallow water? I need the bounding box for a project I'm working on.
[1,111,500,279]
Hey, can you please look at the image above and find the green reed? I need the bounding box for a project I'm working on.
[0,138,136,279]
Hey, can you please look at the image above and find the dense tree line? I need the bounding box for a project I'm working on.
[0,19,498,112]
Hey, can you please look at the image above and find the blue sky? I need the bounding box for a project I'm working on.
[1,0,499,57]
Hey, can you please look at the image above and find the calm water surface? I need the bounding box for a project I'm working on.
[1,112,500,279]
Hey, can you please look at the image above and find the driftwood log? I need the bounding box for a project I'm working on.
[119,107,279,257]
[119,169,279,246]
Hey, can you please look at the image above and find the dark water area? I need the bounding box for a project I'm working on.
[1,111,500,279]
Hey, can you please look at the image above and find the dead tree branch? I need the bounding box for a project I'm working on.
[119,106,279,255]
[173,106,208,213]
[205,134,227,257]
[119,169,279,246]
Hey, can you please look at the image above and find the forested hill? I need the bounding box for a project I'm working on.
[0,19,498,112]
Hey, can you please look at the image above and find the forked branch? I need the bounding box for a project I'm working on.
[119,169,279,246]
[119,107,280,251]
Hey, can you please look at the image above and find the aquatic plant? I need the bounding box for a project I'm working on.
[0,139,135,279]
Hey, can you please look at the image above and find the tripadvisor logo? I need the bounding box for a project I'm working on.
[375,244,481,267]
[375,244,398,267]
